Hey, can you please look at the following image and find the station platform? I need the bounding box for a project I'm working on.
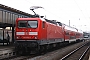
[0,45,14,50]
[0,43,14,50]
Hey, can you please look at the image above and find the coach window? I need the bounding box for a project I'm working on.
[42,21,45,28]
[76,33,80,36]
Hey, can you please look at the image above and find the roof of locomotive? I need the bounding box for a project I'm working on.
[16,18,58,25]
[16,18,46,21]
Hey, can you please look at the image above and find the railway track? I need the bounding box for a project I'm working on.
[0,40,89,60]
[60,41,90,60]
[27,40,89,60]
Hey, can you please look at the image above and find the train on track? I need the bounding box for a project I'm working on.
[14,6,84,54]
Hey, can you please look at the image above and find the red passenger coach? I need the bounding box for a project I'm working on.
[76,31,83,41]
[62,24,82,43]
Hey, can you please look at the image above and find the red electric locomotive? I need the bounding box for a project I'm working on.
[15,18,64,54]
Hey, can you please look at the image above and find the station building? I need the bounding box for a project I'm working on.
[0,4,33,44]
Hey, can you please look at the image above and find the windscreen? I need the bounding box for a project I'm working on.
[18,20,38,28]
[18,21,27,28]
[28,21,38,28]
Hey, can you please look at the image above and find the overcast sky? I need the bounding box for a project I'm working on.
[0,0,90,32]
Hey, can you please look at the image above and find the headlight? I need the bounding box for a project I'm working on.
[35,36,37,39]
[16,36,19,39]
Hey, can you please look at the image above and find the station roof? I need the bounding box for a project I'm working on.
[0,4,33,17]
[0,4,34,28]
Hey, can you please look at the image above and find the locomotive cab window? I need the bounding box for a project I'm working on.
[18,21,27,28]
[28,21,38,28]
[18,20,38,28]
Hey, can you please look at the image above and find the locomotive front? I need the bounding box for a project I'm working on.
[15,18,41,54]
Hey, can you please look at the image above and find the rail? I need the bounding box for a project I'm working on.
[79,45,90,60]
[60,42,90,60]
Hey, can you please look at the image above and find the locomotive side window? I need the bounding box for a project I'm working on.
[18,21,27,28]
[42,21,45,28]
[65,32,69,35]
[28,21,38,28]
